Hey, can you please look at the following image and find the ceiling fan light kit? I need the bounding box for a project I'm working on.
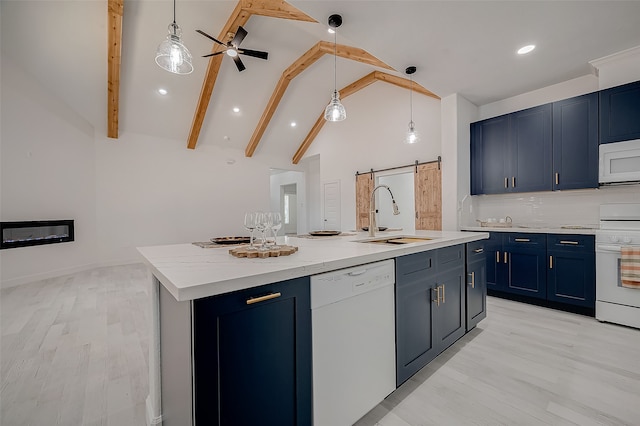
[155,0,193,75]
[404,66,419,144]
[324,14,346,122]
[197,25,269,72]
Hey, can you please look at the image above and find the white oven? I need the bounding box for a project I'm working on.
[596,203,640,329]
[599,139,640,184]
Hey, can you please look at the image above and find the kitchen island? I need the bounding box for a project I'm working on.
[138,230,488,426]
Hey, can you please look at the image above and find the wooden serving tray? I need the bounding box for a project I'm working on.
[229,245,298,258]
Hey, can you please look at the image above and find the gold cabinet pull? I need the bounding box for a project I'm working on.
[246,292,282,305]
[555,172,559,185]
[504,252,508,263]
[441,284,446,303]
[514,238,530,242]
[512,177,516,188]
[504,177,508,188]
[560,240,579,245]
[549,255,553,269]
[432,287,440,307]
[469,272,475,288]
[496,251,500,263]
[474,248,484,253]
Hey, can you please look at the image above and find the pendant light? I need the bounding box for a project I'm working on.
[404,66,419,144]
[324,14,346,122]
[155,0,193,75]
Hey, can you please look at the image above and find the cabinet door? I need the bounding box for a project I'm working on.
[193,277,312,426]
[600,80,640,144]
[504,235,547,299]
[470,115,510,194]
[485,233,506,292]
[395,252,437,386]
[552,93,599,190]
[510,104,553,192]
[433,265,466,352]
[546,234,595,308]
[466,256,487,331]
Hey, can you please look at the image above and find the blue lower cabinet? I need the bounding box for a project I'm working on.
[546,234,595,308]
[395,245,470,386]
[193,277,312,426]
[466,241,487,331]
[486,232,596,312]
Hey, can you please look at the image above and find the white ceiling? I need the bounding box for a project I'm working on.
[2,1,640,162]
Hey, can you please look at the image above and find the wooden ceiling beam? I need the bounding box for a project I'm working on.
[107,0,123,139]
[291,71,441,164]
[245,42,394,157]
[187,0,316,150]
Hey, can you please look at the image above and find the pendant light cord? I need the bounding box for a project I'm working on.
[410,76,413,124]
[333,30,337,94]
[173,0,176,25]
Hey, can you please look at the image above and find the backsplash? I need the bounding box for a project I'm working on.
[461,185,640,228]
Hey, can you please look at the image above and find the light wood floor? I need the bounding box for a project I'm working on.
[2,264,640,426]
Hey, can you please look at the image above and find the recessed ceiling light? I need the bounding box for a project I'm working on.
[290,121,297,127]
[517,44,536,55]
[158,88,168,95]
[232,107,240,113]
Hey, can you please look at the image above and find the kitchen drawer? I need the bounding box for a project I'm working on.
[396,251,435,277]
[466,240,486,262]
[504,233,546,248]
[436,244,464,271]
[547,234,594,252]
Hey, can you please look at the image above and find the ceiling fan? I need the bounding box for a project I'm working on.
[196,26,268,72]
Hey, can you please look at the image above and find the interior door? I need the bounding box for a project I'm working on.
[355,172,374,230]
[414,163,442,230]
[322,180,341,231]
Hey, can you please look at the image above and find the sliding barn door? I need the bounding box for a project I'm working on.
[415,163,442,230]
[355,173,374,230]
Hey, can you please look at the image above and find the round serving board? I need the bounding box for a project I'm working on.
[229,245,298,258]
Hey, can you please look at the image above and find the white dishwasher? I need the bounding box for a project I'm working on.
[311,259,396,426]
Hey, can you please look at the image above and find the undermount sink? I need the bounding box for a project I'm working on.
[355,236,434,245]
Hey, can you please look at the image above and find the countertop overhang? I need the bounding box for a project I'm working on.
[138,230,489,302]
[461,226,598,235]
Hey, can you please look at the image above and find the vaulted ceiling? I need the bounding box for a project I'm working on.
[2,1,640,164]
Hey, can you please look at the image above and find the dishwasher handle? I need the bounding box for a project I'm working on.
[347,269,368,276]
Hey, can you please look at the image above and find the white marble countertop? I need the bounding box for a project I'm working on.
[137,230,489,301]
[461,225,598,235]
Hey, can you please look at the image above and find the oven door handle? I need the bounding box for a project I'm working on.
[596,244,621,253]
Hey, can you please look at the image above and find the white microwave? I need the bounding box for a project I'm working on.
[599,139,640,184]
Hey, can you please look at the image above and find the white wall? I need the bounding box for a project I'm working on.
[303,81,441,232]
[1,58,98,287]
[94,133,271,264]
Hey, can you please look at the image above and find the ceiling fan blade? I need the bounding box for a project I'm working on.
[196,29,225,46]
[232,55,246,72]
[230,26,248,48]
[202,51,225,58]
[239,49,269,60]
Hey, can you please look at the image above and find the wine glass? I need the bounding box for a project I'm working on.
[254,212,270,251]
[243,212,258,251]
[270,212,282,249]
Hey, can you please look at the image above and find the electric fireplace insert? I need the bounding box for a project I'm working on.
[1,220,74,249]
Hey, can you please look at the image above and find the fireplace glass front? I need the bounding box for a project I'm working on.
[1,220,74,249]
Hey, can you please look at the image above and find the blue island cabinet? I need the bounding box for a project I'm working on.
[395,245,467,386]
[192,277,312,426]
[466,240,487,331]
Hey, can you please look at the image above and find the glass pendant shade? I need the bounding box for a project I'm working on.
[405,121,420,144]
[324,91,347,122]
[156,22,193,75]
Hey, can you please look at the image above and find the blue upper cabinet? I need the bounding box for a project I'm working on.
[552,92,599,190]
[471,104,551,194]
[510,104,553,192]
[600,80,640,144]
[470,114,510,194]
